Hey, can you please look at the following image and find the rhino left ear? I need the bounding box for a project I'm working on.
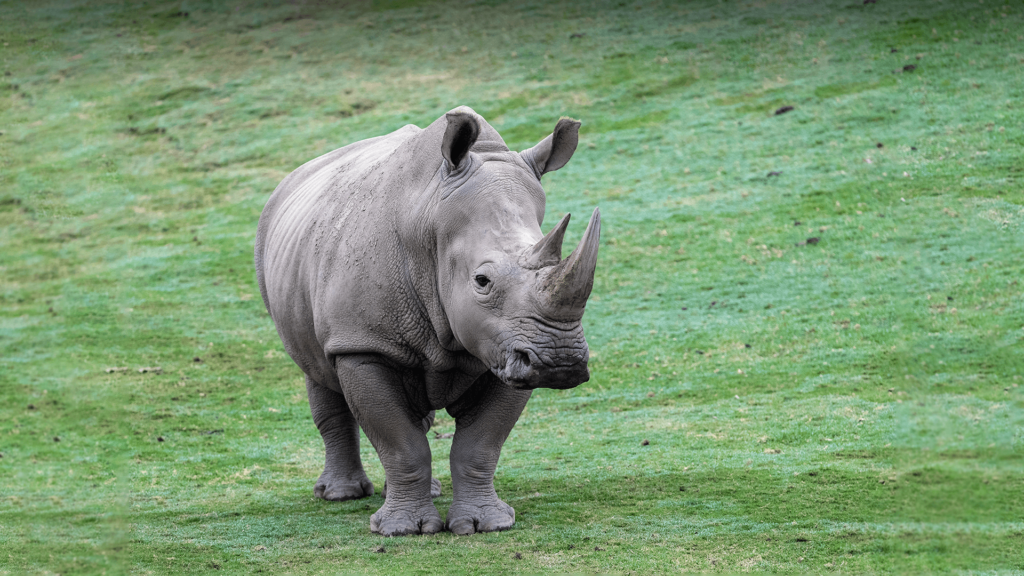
[521,117,581,179]
[442,111,480,171]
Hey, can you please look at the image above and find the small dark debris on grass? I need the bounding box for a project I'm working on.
[903,64,916,72]
[911,146,917,150]
[3,71,10,76]
[745,343,752,348]
[793,220,801,226]
[710,301,717,307]
[434,432,454,439]
[594,547,605,551]
[568,544,575,549]
[514,552,523,559]
[695,350,704,355]
[890,47,898,52]
[774,106,794,115]
[27,404,35,410]
[138,366,162,374]
[947,296,953,301]
[641,439,650,446]
[157,436,164,442]
[53,436,60,442]
[767,171,782,177]
[375,546,386,553]
[864,0,876,3]
[876,142,884,148]
[681,306,687,310]
[202,429,224,435]
[569,33,585,39]
[193,356,202,362]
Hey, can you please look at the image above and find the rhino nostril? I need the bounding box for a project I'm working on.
[514,349,531,367]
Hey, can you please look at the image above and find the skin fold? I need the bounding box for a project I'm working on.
[255,106,600,536]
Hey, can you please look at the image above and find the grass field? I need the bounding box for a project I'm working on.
[2,0,1023,573]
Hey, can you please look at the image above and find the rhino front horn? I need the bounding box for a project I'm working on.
[542,208,601,312]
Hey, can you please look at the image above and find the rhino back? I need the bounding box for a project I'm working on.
[255,124,424,386]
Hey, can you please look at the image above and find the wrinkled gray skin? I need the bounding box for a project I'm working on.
[254,106,600,536]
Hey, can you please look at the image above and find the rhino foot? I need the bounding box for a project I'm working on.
[370,502,443,536]
[445,497,515,535]
[314,472,374,502]
[381,477,442,499]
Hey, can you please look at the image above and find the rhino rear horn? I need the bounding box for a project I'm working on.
[442,111,480,170]
[522,117,581,178]
[521,213,571,270]
[542,208,601,312]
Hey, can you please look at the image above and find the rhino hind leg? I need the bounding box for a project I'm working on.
[336,356,443,536]
[445,374,532,535]
[306,377,374,501]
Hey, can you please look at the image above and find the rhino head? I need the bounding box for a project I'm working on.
[435,110,600,390]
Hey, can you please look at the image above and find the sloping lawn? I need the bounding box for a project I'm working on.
[1,0,1022,573]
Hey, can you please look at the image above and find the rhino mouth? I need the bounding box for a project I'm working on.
[493,346,590,390]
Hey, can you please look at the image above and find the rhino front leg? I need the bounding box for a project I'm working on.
[381,410,442,499]
[336,355,443,536]
[446,374,532,535]
[306,377,374,501]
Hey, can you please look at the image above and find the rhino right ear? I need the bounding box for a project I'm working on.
[521,117,581,179]
[442,111,480,171]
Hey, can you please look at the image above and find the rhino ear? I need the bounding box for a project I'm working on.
[442,111,480,171]
[521,117,581,179]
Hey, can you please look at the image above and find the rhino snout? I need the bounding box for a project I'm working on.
[498,346,590,390]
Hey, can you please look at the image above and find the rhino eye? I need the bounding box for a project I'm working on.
[474,274,491,288]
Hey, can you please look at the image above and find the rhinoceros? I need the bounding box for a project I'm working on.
[254,106,600,536]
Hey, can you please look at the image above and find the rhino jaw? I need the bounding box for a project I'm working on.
[494,346,591,390]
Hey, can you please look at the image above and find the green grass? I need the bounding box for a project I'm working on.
[2,0,1023,573]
